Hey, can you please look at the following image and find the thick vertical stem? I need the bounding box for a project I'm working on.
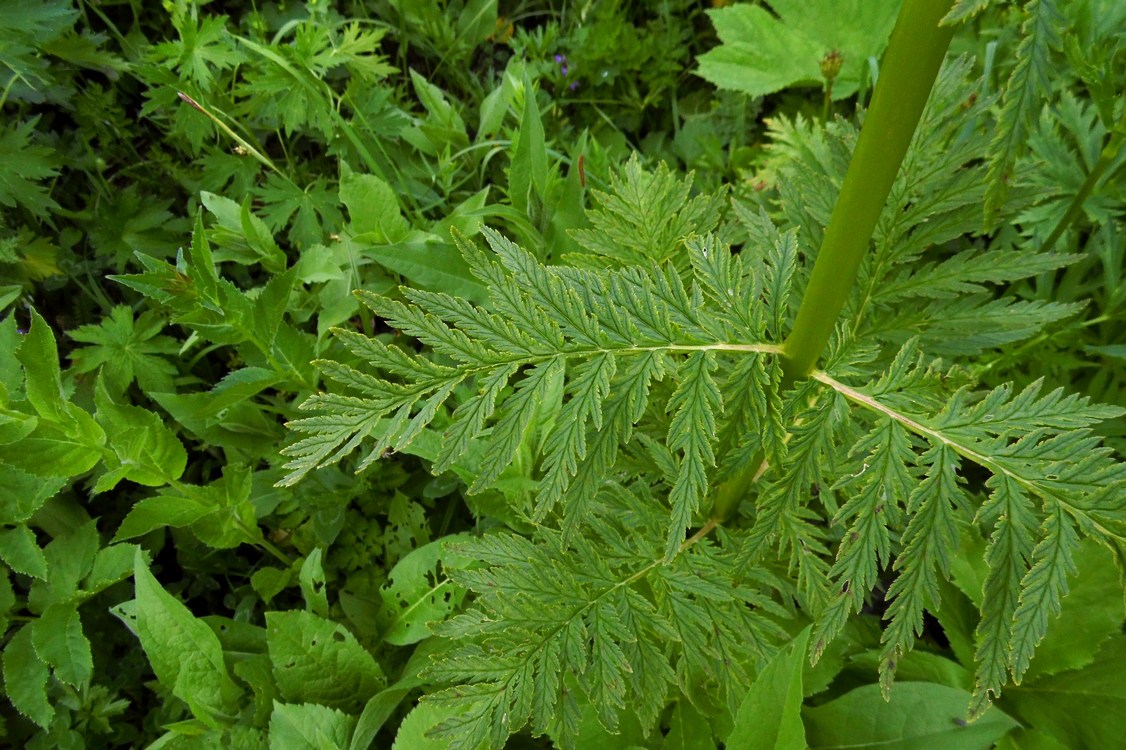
[780,0,957,382]
[710,0,956,522]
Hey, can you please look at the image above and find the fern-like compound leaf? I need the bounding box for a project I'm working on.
[278,228,775,555]
[424,496,785,750]
[813,417,914,660]
[664,351,722,560]
[970,472,1037,716]
[813,348,1126,710]
[879,442,963,692]
[983,0,1062,224]
[570,153,727,266]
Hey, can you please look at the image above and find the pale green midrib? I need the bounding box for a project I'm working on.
[811,370,1114,538]
[333,340,780,392]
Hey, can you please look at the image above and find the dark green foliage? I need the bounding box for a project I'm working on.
[1,1,1124,749]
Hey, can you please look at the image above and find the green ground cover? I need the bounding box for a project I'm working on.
[1,1,1124,747]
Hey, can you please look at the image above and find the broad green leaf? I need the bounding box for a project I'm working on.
[84,542,140,595]
[0,315,23,394]
[203,615,268,657]
[698,0,902,99]
[378,535,470,646]
[0,407,36,445]
[269,701,355,750]
[0,404,106,478]
[233,654,277,728]
[508,72,546,215]
[16,307,67,422]
[995,728,1071,750]
[133,550,243,722]
[0,525,48,579]
[663,700,717,750]
[848,649,970,691]
[2,626,53,728]
[1021,539,1124,680]
[477,68,517,138]
[147,724,268,750]
[299,548,329,618]
[350,684,421,750]
[0,284,20,311]
[803,683,1019,749]
[350,639,444,750]
[405,69,468,153]
[125,465,264,549]
[340,171,410,243]
[266,610,386,713]
[113,494,213,541]
[1085,343,1126,363]
[31,603,93,687]
[250,266,297,354]
[0,466,64,524]
[361,239,489,304]
[1005,636,1126,750]
[187,465,265,549]
[296,243,346,283]
[34,520,100,607]
[147,389,282,459]
[186,210,222,311]
[94,378,187,491]
[200,191,287,271]
[726,625,810,750]
[252,566,295,605]
[0,570,13,633]
[456,0,497,45]
[391,700,473,750]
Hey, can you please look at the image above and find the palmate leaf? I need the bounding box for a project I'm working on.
[811,343,1126,712]
[0,120,60,218]
[280,228,777,554]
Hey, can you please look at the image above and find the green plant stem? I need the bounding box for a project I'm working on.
[177,91,295,186]
[781,0,956,382]
[710,0,956,523]
[1040,113,1126,251]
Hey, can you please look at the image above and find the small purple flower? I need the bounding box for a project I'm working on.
[569,81,580,91]
[554,54,566,64]
[560,65,568,76]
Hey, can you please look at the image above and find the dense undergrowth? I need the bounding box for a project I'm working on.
[1,0,1125,748]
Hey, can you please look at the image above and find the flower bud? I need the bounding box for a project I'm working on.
[820,50,843,83]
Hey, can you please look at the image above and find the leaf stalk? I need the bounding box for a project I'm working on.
[711,0,957,522]
[780,0,957,382]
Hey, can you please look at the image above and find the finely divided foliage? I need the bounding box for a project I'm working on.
[810,345,1126,709]
[284,125,1126,746]
[6,0,1124,747]
[273,28,1126,750]
[282,226,781,563]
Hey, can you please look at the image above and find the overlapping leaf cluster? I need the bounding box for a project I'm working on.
[283,60,1126,747]
[424,492,788,750]
[800,343,1126,713]
[283,225,792,560]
